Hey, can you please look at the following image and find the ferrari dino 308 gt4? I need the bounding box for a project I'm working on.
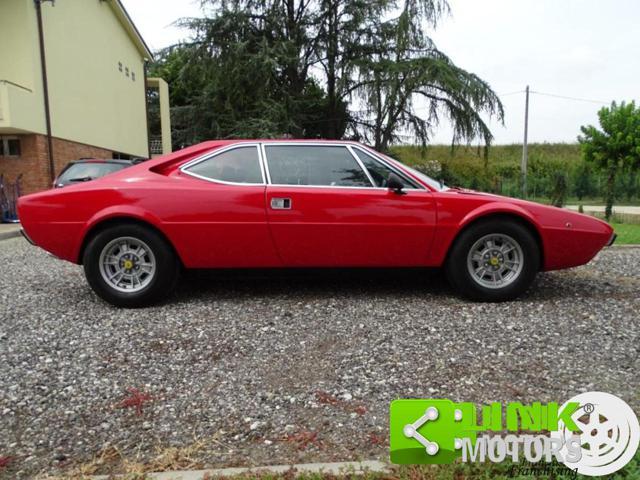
[18,140,615,307]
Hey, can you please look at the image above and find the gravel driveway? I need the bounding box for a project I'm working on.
[1,237,639,478]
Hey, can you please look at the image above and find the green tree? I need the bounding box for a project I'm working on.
[550,171,568,207]
[353,1,503,151]
[148,46,207,148]
[621,169,639,201]
[573,162,594,201]
[150,10,336,146]
[578,101,640,220]
[155,0,502,150]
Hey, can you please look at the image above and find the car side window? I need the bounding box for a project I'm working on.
[184,146,263,184]
[265,145,372,187]
[352,148,414,188]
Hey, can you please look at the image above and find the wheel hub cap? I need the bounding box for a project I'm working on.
[467,233,524,289]
[99,237,156,293]
[488,253,502,268]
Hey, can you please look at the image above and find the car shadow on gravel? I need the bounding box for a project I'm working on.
[172,268,610,304]
[175,267,454,300]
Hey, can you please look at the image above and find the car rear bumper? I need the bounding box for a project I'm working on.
[20,228,35,245]
[606,232,617,247]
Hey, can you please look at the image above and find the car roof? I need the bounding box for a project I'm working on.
[215,139,358,145]
[142,139,364,168]
[139,139,391,180]
[69,158,134,165]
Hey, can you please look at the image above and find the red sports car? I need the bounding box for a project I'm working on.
[18,140,615,307]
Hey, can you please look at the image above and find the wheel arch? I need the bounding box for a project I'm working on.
[446,211,544,270]
[78,216,184,267]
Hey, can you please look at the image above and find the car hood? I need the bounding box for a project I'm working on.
[443,187,612,233]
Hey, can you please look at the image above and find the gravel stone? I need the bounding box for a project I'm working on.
[0,237,638,478]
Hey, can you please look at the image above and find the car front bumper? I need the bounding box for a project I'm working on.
[606,232,617,247]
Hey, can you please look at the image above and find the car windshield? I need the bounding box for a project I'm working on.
[400,164,448,191]
[380,154,447,191]
[57,162,127,185]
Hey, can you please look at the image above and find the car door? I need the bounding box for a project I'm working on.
[166,143,281,268]
[263,143,437,267]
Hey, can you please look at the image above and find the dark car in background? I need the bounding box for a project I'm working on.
[54,159,139,188]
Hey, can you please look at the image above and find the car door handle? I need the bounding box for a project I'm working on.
[270,197,292,209]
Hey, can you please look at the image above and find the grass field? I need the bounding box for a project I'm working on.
[391,143,640,205]
[213,456,639,479]
[612,223,640,245]
[391,142,583,169]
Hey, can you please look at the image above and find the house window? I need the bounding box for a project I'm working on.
[131,72,136,81]
[9,139,20,156]
[0,138,21,157]
[118,62,123,72]
[112,152,132,160]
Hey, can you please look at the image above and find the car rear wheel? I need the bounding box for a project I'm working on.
[83,224,179,307]
[445,219,540,302]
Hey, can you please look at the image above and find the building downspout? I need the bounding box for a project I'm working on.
[34,0,55,182]
[143,60,151,158]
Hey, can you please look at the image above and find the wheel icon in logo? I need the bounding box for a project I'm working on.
[552,391,640,476]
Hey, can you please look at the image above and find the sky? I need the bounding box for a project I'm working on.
[121,0,640,145]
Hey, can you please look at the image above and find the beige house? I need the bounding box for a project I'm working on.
[0,0,171,194]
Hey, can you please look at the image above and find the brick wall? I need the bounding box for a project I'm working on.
[0,134,113,195]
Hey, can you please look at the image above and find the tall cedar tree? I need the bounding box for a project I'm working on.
[153,0,503,151]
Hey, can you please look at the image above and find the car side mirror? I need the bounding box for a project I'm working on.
[387,173,406,195]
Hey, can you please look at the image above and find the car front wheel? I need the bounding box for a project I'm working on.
[83,224,179,307]
[445,219,540,302]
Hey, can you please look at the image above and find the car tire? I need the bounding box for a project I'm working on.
[83,223,179,308]
[445,218,540,302]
